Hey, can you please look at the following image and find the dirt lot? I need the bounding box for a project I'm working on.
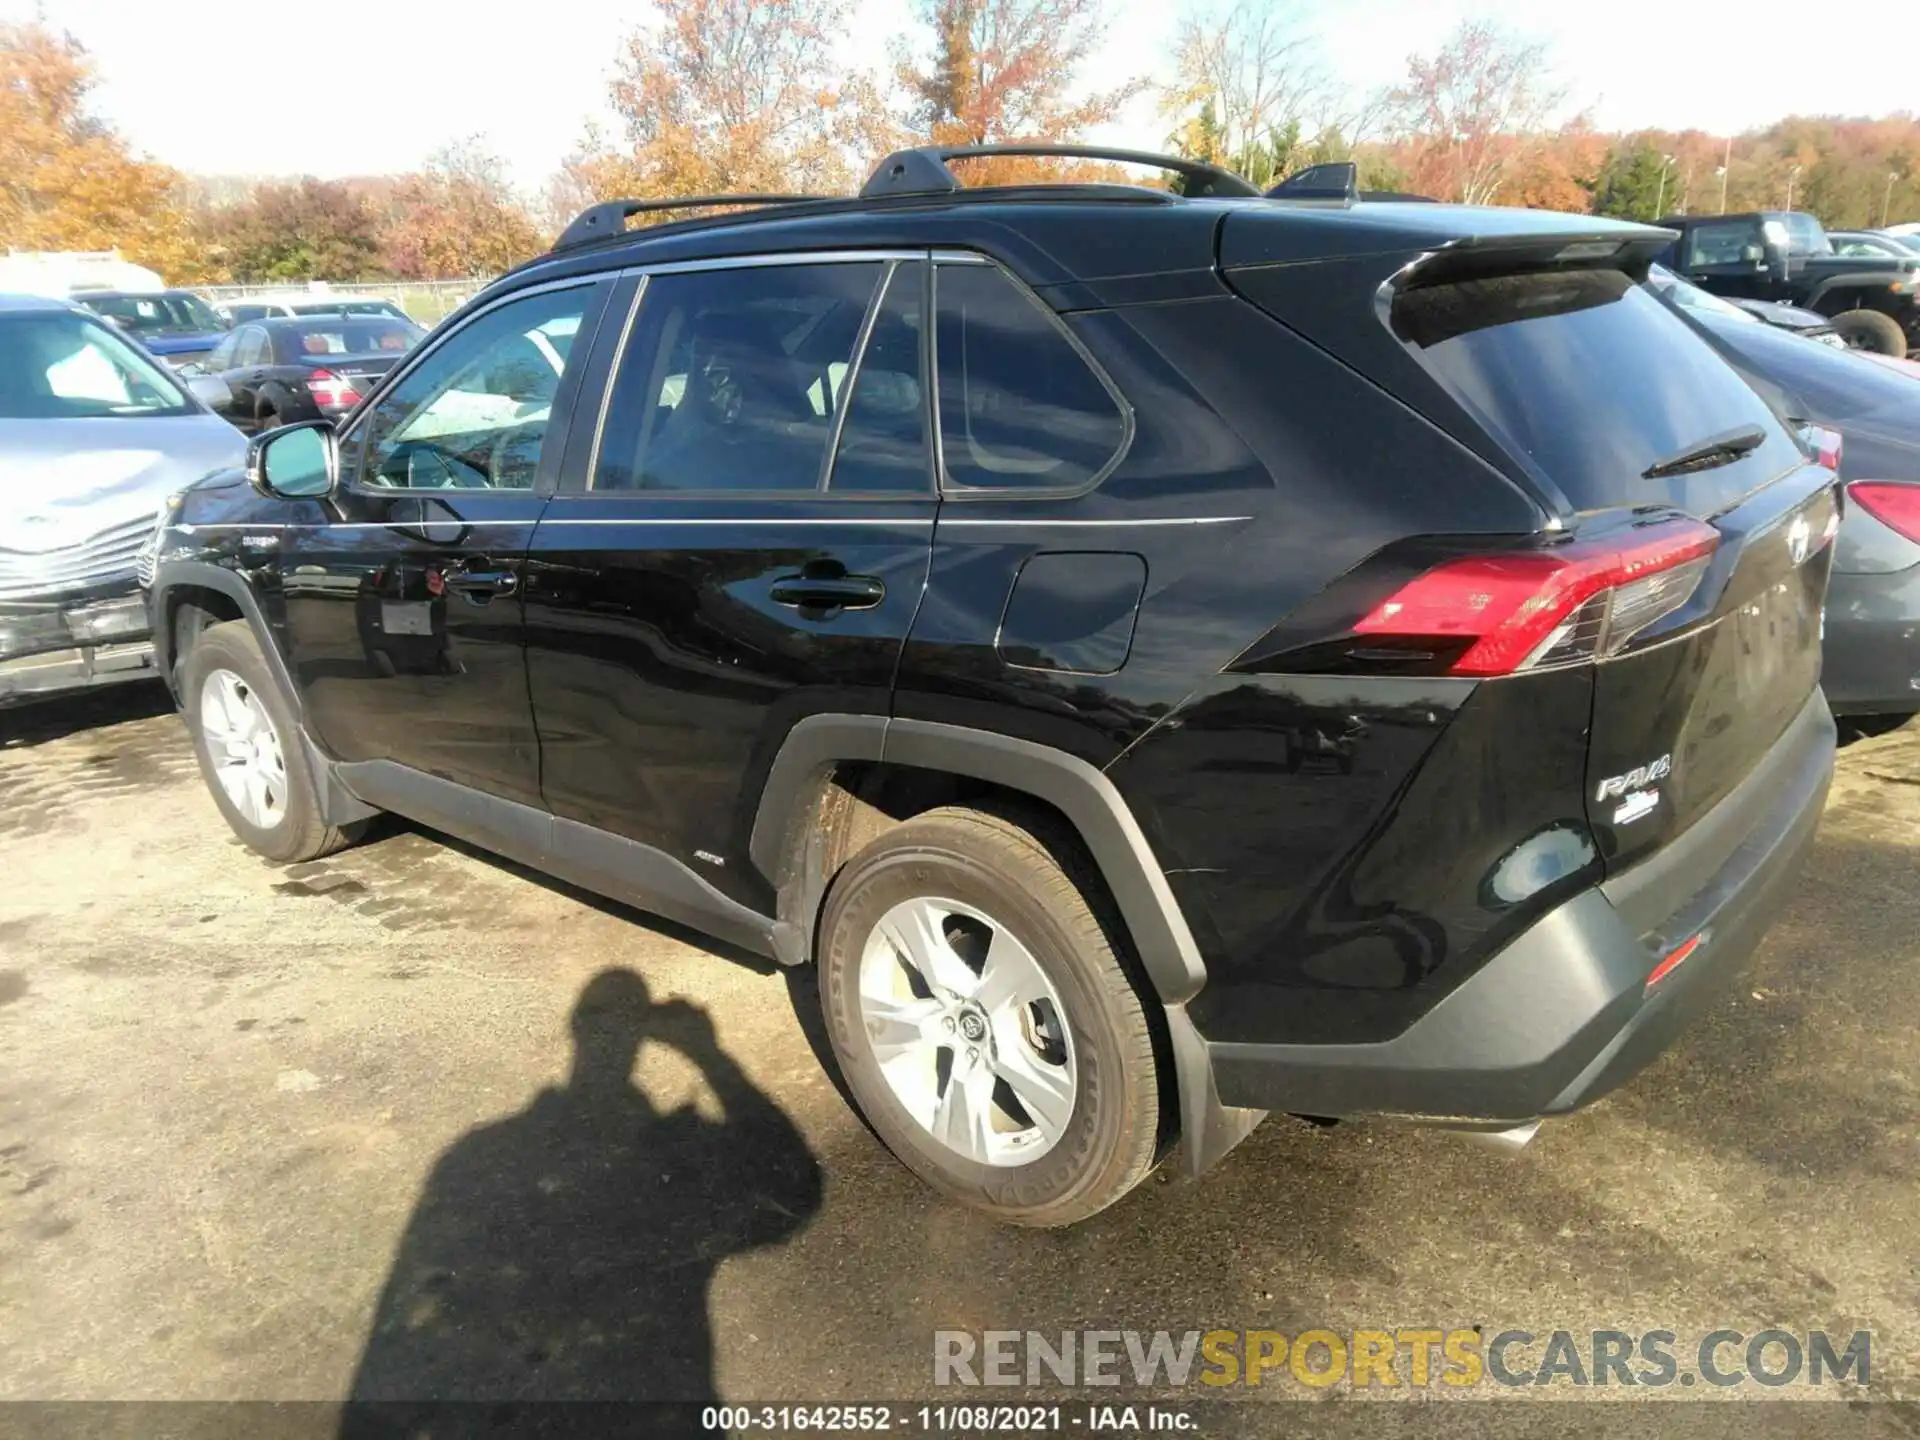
[2,685,1918,1425]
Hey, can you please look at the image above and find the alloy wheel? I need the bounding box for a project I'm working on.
[857,895,1078,1167]
[198,668,288,830]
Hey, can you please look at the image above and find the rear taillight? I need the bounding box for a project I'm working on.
[1847,481,1920,543]
[1352,517,1720,677]
[306,368,362,408]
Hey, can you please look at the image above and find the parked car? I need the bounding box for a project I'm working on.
[1648,267,1920,718]
[189,316,425,432]
[1727,295,1847,345]
[148,151,1838,1225]
[77,290,231,370]
[1828,229,1920,260]
[0,294,244,704]
[219,296,416,326]
[1656,209,1920,356]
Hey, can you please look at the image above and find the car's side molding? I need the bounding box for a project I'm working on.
[333,759,780,960]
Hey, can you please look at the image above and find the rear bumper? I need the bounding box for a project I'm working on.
[1205,690,1833,1123]
[1823,567,1920,716]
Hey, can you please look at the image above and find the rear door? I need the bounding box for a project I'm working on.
[1384,264,1835,869]
[523,256,937,910]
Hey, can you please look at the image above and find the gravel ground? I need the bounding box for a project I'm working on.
[2,685,1916,1435]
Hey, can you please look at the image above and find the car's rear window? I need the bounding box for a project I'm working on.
[1391,267,1801,516]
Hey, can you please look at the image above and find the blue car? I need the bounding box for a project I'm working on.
[76,289,230,370]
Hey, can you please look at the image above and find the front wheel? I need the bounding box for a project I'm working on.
[1830,308,1908,357]
[817,806,1163,1226]
[181,620,364,863]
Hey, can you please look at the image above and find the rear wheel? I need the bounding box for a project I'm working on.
[181,621,363,863]
[817,806,1161,1226]
[1830,308,1908,357]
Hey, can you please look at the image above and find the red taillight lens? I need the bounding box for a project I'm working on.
[306,367,362,408]
[1352,518,1720,677]
[1848,481,1920,543]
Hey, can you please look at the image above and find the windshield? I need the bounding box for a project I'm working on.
[281,319,423,359]
[0,312,194,419]
[1781,213,1831,256]
[85,292,225,336]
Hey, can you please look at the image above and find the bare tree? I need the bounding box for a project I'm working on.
[1383,20,1569,205]
[1161,0,1332,181]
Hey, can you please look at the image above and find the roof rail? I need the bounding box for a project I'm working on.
[861,144,1262,200]
[1265,162,1359,203]
[553,194,829,252]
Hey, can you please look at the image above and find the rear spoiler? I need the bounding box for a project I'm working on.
[1398,228,1679,289]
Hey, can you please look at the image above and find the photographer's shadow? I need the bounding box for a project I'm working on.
[343,969,821,1423]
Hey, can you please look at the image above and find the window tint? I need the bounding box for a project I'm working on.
[1394,268,1799,516]
[593,263,882,492]
[353,285,590,491]
[1683,220,1759,269]
[829,261,930,493]
[933,263,1125,491]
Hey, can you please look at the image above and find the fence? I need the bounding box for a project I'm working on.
[195,279,494,325]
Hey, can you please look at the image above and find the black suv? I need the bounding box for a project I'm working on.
[1657,208,1920,357]
[147,148,1838,1226]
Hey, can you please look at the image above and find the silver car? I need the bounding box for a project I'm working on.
[1,294,245,705]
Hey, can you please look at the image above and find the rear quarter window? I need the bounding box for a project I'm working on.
[1391,267,1801,516]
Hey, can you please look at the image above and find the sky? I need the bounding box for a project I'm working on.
[8,0,1916,198]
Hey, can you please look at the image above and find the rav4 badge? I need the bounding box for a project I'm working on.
[1597,754,1673,804]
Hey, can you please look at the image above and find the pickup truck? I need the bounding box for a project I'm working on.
[1655,209,1920,357]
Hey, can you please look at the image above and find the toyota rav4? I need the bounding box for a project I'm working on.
[145,149,1838,1225]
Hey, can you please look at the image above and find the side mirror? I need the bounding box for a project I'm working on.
[185,374,231,409]
[247,420,337,500]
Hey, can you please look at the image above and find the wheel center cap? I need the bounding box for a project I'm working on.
[957,1010,987,1043]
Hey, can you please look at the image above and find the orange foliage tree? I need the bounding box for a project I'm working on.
[383,142,544,278]
[0,22,218,281]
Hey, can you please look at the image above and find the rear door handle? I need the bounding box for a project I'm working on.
[442,568,518,603]
[768,574,885,611]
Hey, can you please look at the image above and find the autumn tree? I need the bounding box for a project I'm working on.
[1382,20,1572,206]
[383,141,543,278]
[202,180,384,283]
[0,22,215,280]
[895,0,1142,184]
[559,0,888,210]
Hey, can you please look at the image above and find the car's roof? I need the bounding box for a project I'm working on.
[79,288,204,300]
[255,313,410,328]
[489,188,1672,305]
[0,291,81,315]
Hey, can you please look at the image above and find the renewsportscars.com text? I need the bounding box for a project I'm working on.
[933,1328,1872,1390]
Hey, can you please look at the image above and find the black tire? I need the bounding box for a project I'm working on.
[1830,308,1908,358]
[180,620,364,863]
[817,805,1161,1226]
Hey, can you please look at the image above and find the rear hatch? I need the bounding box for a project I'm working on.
[1225,223,1837,873]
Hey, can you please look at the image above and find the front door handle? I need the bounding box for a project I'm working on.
[442,568,519,603]
[769,574,885,611]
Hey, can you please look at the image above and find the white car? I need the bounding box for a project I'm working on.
[217,295,417,326]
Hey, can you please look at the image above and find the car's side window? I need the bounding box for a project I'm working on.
[827,261,932,494]
[205,333,238,372]
[348,285,591,492]
[1684,221,1759,269]
[233,328,265,367]
[932,261,1126,493]
[590,262,884,492]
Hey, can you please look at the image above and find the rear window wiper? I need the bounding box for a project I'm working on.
[1641,424,1767,481]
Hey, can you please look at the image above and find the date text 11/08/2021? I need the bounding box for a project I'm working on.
[701,1406,1192,1432]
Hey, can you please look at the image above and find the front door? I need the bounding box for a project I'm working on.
[524,257,937,909]
[278,279,612,807]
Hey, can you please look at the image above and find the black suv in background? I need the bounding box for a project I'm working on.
[147,150,1838,1225]
[1657,208,1920,356]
